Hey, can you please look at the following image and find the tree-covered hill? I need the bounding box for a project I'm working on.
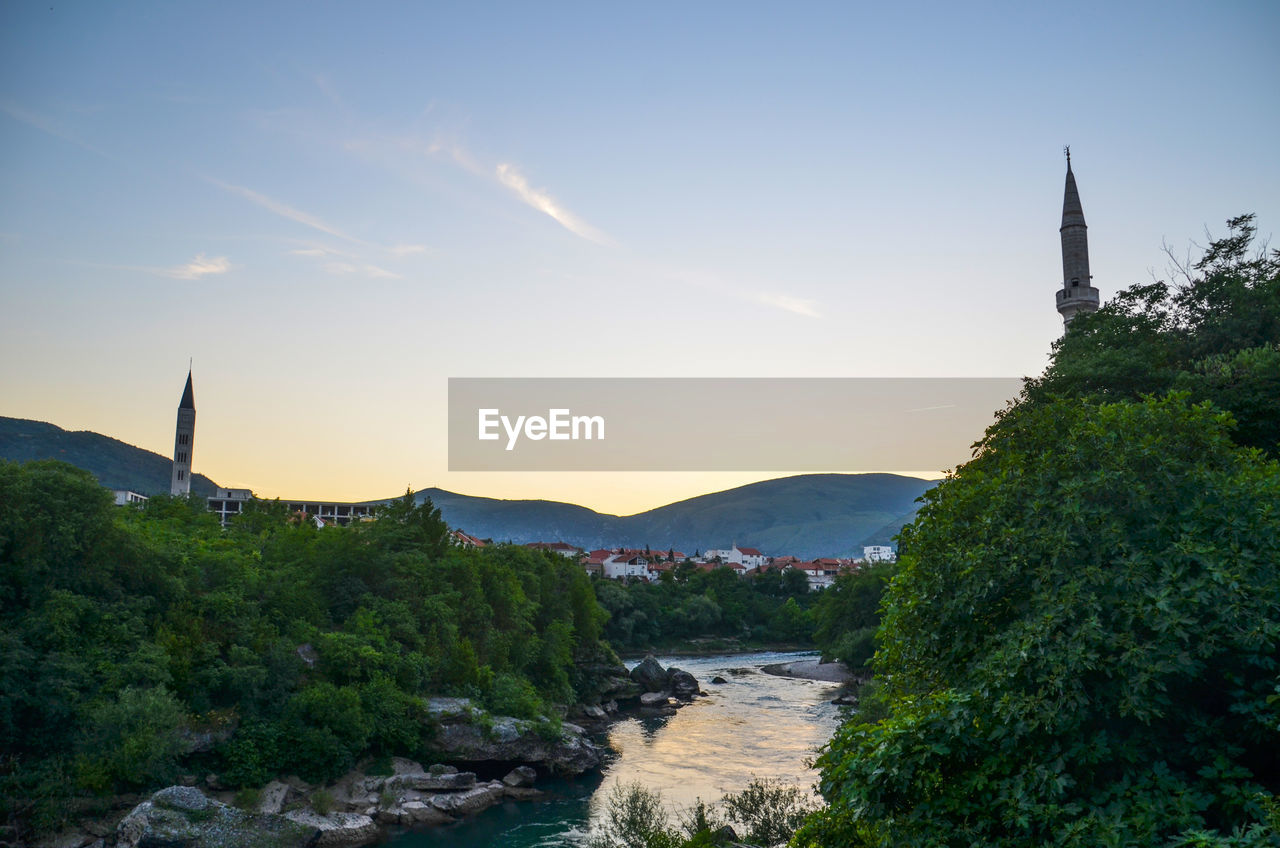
[0,417,219,497]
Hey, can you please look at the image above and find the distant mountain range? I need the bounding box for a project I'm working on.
[0,416,937,559]
[409,473,935,559]
[0,417,219,497]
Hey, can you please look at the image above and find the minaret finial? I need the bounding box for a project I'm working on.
[1064,145,1071,167]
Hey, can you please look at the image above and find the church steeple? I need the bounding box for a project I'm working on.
[178,370,195,410]
[1055,147,1100,326]
[170,368,196,496]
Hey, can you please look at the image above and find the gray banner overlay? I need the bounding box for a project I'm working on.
[448,378,1023,472]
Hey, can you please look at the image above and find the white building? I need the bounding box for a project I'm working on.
[794,560,842,590]
[702,544,767,570]
[206,487,375,527]
[863,545,896,563]
[112,490,148,506]
[603,553,652,580]
[525,541,583,558]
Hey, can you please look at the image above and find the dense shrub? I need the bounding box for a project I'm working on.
[0,474,612,836]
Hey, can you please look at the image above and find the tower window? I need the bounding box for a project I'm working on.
[177,470,185,481]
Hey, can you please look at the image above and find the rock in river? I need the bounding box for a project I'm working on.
[427,699,602,773]
[629,655,669,693]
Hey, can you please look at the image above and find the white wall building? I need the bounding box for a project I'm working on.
[863,545,896,563]
[603,554,652,580]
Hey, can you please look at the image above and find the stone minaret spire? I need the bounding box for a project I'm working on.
[170,369,196,496]
[1055,147,1100,326]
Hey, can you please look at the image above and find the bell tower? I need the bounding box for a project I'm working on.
[170,368,196,496]
[1055,147,1100,326]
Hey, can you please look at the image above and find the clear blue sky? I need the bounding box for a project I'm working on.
[2,1,1277,512]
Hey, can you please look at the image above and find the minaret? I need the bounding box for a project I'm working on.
[1055,147,1100,326]
[170,369,196,496]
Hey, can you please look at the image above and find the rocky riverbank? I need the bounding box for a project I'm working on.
[32,658,705,848]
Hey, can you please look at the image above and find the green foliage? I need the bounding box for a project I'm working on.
[719,777,816,846]
[0,459,612,835]
[1022,214,1280,456]
[594,563,817,651]
[588,782,683,848]
[801,219,1280,847]
[485,673,545,720]
[589,778,813,848]
[811,562,894,669]
[73,686,186,792]
[309,788,334,816]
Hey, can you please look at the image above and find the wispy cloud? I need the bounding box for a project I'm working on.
[325,261,402,279]
[209,179,362,244]
[81,254,233,280]
[389,243,430,257]
[166,254,232,279]
[494,163,613,245]
[0,99,109,157]
[751,292,821,318]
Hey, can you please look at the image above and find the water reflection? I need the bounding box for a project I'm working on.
[399,651,842,848]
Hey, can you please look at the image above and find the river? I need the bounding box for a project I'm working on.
[392,650,845,848]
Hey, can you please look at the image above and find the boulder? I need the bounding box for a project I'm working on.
[711,676,728,684]
[667,668,700,700]
[385,770,477,792]
[639,692,671,708]
[116,786,315,848]
[501,766,537,788]
[390,756,427,775]
[257,780,293,814]
[282,809,380,847]
[430,715,602,773]
[429,782,507,816]
[425,696,478,721]
[629,655,669,692]
[396,800,454,826]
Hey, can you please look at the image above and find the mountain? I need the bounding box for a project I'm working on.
[0,415,937,558]
[408,473,937,560]
[0,417,219,497]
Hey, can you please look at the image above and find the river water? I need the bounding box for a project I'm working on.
[393,651,844,848]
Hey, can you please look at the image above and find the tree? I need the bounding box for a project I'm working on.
[1018,214,1280,456]
[798,395,1280,847]
[810,562,894,670]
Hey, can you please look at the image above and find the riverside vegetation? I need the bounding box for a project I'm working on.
[795,216,1280,846]
[0,484,615,840]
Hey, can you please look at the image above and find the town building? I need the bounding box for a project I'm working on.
[524,541,583,558]
[451,529,487,548]
[113,490,148,506]
[863,545,896,563]
[602,553,652,580]
[205,486,375,527]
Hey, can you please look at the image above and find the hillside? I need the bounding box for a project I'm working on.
[0,416,935,558]
[410,473,936,559]
[0,417,218,497]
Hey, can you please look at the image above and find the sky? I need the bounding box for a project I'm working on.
[2,1,1278,515]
